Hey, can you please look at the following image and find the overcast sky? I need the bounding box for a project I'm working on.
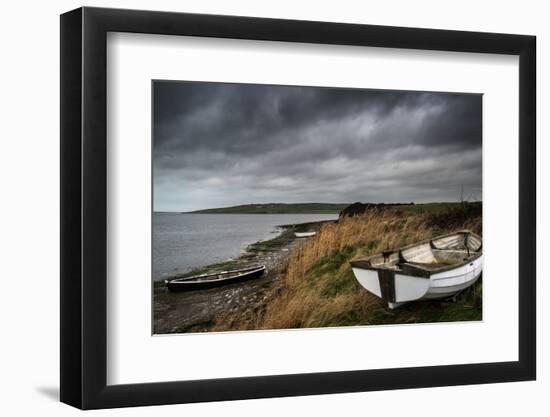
[153,81,482,212]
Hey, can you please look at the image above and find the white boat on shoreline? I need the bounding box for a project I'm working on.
[295,231,317,238]
[350,230,482,309]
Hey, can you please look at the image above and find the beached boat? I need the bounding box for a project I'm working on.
[295,231,317,238]
[165,265,266,292]
[350,230,482,309]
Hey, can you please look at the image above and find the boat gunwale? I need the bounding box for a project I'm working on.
[350,230,482,278]
[166,265,266,284]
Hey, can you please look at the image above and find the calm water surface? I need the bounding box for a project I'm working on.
[153,213,338,281]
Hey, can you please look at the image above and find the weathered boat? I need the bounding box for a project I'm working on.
[350,230,482,309]
[165,265,266,292]
[295,231,317,238]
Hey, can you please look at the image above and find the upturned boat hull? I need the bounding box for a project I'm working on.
[295,232,316,238]
[350,230,482,309]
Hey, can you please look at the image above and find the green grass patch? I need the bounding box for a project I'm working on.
[397,201,481,214]
[399,202,463,214]
[366,279,483,325]
[320,268,358,298]
[309,246,356,276]
[246,228,294,253]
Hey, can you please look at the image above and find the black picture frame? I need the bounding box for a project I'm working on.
[60,6,536,410]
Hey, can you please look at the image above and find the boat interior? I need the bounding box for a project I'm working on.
[368,231,482,273]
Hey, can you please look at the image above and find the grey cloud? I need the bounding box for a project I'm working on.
[153,81,482,212]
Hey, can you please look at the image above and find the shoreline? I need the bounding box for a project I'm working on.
[153,219,329,333]
[153,218,336,284]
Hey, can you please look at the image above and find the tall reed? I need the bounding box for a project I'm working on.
[214,209,482,331]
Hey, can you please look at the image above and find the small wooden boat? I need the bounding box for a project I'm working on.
[165,265,266,292]
[350,230,482,309]
[295,231,316,238]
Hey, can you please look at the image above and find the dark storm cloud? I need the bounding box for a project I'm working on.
[153,81,482,212]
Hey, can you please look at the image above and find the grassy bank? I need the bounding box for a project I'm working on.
[211,205,482,331]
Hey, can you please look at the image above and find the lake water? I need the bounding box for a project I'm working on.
[153,213,339,281]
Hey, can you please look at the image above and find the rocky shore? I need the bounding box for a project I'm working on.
[153,220,333,334]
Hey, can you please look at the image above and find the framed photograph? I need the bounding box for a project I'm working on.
[60,7,536,409]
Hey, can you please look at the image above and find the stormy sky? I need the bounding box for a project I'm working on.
[153,81,482,212]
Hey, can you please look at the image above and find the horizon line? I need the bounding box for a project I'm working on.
[153,200,482,214]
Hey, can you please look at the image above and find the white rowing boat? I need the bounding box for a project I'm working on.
[350,230,482,309]
[294,231,317,238]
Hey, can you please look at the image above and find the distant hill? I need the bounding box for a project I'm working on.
[187,203,350,214]
[185,201,482,215]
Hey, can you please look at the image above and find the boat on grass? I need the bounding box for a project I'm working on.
[165,265,266,292]
[294,231,317,238]
[350,230,482,309]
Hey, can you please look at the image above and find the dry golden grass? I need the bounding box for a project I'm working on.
[212,208,482,331]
